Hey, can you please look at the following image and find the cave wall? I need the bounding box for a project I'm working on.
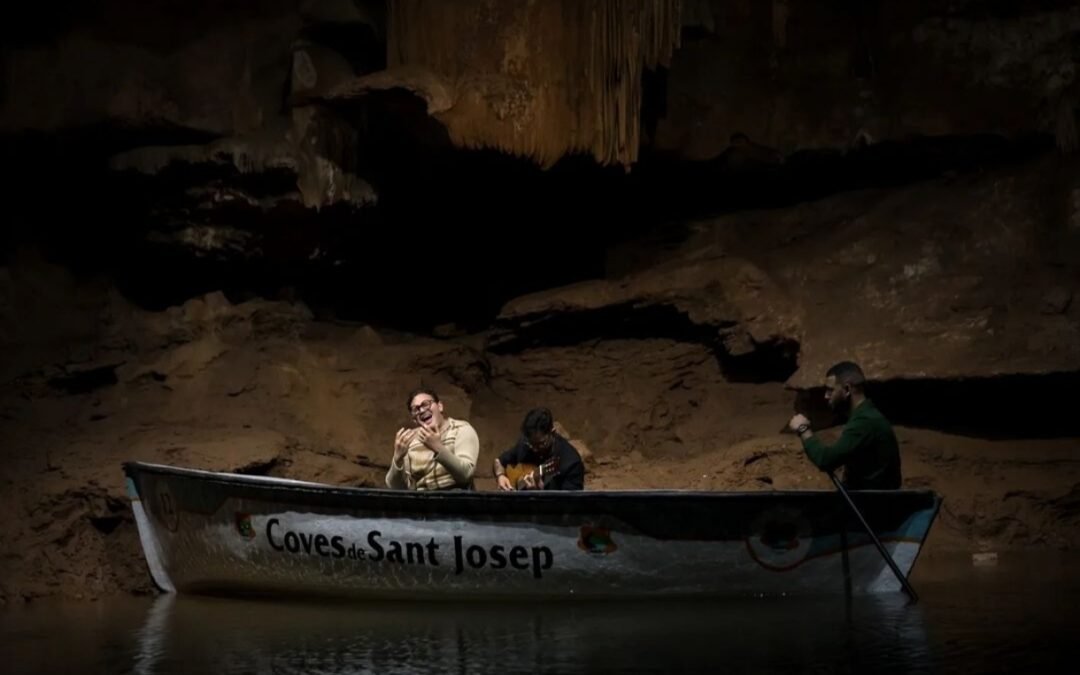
[660,0,1080,158]
[2,1,305,137]
[490,154,1080,388]
[1,0,1078,365]
[3,0,1076,163]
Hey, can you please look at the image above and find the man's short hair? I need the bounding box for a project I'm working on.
[406,387,439,411]
[826,361,866,390]
[521,407,554,436]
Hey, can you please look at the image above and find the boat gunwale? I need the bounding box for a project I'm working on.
[123,460,942,504]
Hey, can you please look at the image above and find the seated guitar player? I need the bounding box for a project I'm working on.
[493,407,585,491]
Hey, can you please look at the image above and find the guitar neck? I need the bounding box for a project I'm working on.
[539,457,558,477]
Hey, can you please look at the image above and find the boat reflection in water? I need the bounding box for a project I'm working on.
[132,591,932,674]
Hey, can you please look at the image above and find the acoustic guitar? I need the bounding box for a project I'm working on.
[504,455,560,490]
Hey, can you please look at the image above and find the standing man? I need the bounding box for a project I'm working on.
[493,408,585,491]
[787,361,902,490]
[387,387,479,490]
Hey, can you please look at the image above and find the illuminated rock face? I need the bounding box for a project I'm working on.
[384,0,683,169]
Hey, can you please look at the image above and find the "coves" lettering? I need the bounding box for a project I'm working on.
[266,518,362,559]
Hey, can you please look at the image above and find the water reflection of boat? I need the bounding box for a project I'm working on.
[131,593,934,674]
[124,461,941,601]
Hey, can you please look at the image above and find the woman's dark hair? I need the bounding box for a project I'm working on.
[521,407,554,436]
[406,387,440,411]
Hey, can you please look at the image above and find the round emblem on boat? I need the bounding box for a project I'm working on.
[578,526,617,554]
[155,483,179,533]
[235,513,255,539]
[745,506,812,571]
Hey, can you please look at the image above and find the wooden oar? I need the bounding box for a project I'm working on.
[828,471,919,603]
[783,411,919,602]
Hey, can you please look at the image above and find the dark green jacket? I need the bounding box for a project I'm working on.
[801,399,902,490]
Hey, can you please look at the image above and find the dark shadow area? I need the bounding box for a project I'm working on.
[949,0,1078,20]
[300,21,386,75]
[47,363,120,395]
[1,103,1059,336]
[723,338,802,384]
[795,371,1080,439]
[632,131,1055,222]
[488,303,799,383]
[1,121,221,271]
[2,0,100,48]
[640,65,669,146]
[487,304,726,353]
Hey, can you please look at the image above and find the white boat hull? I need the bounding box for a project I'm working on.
[124,462,941,600]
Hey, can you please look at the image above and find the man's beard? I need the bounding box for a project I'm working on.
[830,396,852,419]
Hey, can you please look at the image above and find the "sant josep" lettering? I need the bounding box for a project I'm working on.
[264,519,555,578]
[453,535,553,579]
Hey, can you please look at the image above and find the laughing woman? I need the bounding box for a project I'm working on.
[386,388,480,491]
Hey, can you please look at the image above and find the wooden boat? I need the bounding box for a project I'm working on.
[123,461,941,600]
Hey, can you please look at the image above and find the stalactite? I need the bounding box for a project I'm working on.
[387,0,682,169]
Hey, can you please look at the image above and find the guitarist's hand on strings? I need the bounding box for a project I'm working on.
[520,471,543,491]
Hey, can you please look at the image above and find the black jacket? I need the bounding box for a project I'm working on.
[497,434,585,490]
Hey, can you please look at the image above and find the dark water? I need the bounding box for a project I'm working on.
[3,554,1079,674]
